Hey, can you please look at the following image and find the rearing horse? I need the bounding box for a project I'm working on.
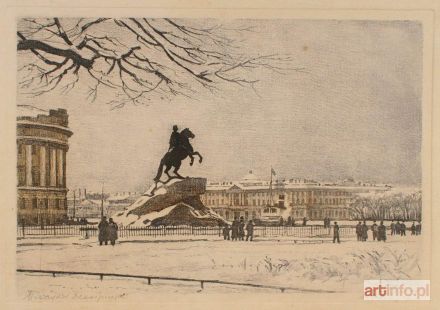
[153,128,203,182]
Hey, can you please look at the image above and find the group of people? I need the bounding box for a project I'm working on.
[223,217,254,241]
[355,221,387,242]
[390,220,422,236]
[98,216,119,246]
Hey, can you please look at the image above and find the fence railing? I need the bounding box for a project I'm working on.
[17,224,356,239]
[16,268,341,293]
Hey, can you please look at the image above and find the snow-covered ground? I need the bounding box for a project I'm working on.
[16,234,423,300]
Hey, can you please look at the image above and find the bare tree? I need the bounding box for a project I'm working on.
[349,191,422,221]
[17,18,302,108]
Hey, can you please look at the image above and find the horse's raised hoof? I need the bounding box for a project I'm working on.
[199,159,203,163]
[190,162,194,166]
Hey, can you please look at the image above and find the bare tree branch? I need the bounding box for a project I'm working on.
[17,17,301,106]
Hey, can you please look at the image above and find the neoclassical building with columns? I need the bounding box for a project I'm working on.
[201,171,391,223]
[17,108,73,225]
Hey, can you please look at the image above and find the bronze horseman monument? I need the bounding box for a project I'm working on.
[113,126,224,227]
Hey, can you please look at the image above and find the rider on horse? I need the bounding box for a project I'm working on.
[153,127,203,182]
[169,125,180,152]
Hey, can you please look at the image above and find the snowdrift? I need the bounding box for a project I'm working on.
[112,177,226,226]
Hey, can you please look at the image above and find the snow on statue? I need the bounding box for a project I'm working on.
[113,126,223,227]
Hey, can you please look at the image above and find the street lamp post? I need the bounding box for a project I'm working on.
[101,183,104,218]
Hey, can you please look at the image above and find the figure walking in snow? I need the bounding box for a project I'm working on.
[98,216,109,246]
[302,217,307,226]
[246,220,254,241]
[107,218,118,246]
[238,217,245,241]
[416,221,422,235]
[333,221,340,243]
[400,221,406,236]
[378,221,387,242]
[371,220,378,241]
[223,224,230,240]
[356,221,362,241]
[231,219,239,241]
[411,222,416,235]
[361,221,368,241]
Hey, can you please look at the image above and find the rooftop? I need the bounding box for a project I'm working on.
[17,105,70,128]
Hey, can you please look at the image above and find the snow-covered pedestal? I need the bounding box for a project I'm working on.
[113,178,225,226]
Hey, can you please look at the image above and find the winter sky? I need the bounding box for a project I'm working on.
[17,19,423,192]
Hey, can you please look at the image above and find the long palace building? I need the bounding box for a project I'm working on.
[201,171,391,223]
[17,107,73,225]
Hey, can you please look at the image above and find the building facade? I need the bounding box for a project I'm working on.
[17,108,73,225]
[201,171,390,223]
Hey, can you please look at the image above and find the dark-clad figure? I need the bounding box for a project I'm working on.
[168,125,180,151]
[246,220,254,241]
[411,222,416,235]
[395,221,401,235]
[223,224,230,240]
[238,217,245,241]
[333,221,340,243]
[356,221,362,241]
[98,216,109,246]
[279,217,284,226]
[107,218,118,246]
[231,219,239,241]
[371,221,378,241]
[400,221,406,236]
[416,221,422,235]
[378,221,387,242]
[326,217,331,228]
[302,217,307,226]
[390,220,395,235]
[361,221,368,241]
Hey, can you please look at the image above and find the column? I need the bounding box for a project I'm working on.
[25,144,32,186]
[63,150,67,188]
[57,149,64,187]
[50,148,57,186]
[39,146,46,186]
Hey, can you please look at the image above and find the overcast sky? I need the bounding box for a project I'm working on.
[17,19,423,192]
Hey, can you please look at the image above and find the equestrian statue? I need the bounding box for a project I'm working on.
[153,125,203,182]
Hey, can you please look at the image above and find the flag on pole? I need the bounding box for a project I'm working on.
[271,167,276,176]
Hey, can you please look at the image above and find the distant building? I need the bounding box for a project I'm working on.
[68,198,107,219]
[201,171,391,223]
[107,192,140,216]
[67,190,140,219]
[17,107,73,225]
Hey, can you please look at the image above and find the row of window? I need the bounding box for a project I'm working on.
[205,197,346,206]
[205,190,349,198]
[292,209,349,219]
[17,197,67,210]
[215,209,349,220]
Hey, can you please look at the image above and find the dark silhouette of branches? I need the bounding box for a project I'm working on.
[17,18,302,108]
